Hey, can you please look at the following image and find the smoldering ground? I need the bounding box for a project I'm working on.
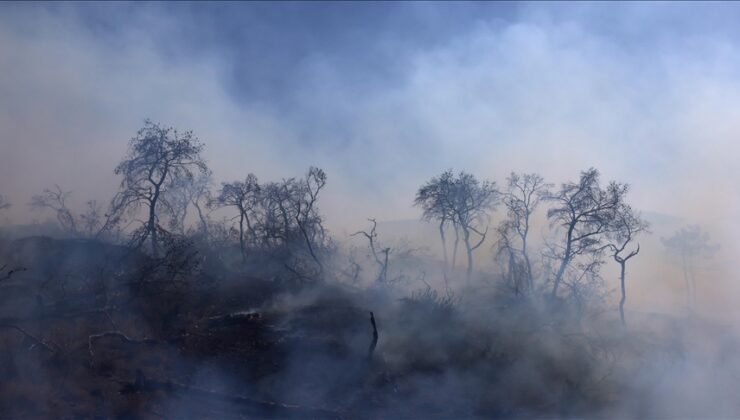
[0,227,738,418]
[0,165,734,419]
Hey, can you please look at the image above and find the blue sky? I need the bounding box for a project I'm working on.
[1,2,739,241]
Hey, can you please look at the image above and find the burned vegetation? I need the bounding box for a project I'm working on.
[0,121,736,419]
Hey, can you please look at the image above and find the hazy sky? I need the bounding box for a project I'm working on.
[1,2,739,244]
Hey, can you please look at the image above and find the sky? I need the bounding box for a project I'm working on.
[1,2,739,258]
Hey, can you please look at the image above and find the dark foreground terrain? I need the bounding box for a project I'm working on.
[0,236,738,419]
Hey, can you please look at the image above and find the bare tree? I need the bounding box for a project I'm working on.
[415,170,452,266]
[114,120,208,256]
[352,218,391,283]
[495,224,527,296]
[31,186,123,240]
[450,172,498,287]
[498,172,551,292]
[546,168,627,299]
[30,185,78,235]
[217,174,261,262]
[608,203,649,326]
[291,167,327,272]
[189,174,214,237]
[164,178,193,236]
[662,225,719,312]
[416,170,497,287]
[561,254,606,325]
[258,181,293,248]
[244,167,328,276]
[414,170,457,279]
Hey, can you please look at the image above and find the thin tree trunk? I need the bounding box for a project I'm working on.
[522,236,533,293]
[552,257,569,299]
[148,192,159,257]
[464,228,473,288]
[439,221,448,274]
[551,223,575,299]
[193,200,208,236]
[239,211,246,262]
[148,170,166,257]
[452,224,460,269]
[508,248,519,295]
[297,218,324,274]
[619,261,626,326]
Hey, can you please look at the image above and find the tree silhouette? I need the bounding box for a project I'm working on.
[217,174,261,262]
[546,168,627,299]
[114,120,209,256]
[608,200,649,326]
[498,172,551,293]
[415,170,457,279]
[30,185,78,235]
[352,218,391,283]
[416,170,497,288]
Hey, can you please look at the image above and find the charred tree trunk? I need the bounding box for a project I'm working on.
[551,222,576,299]
[368,312,378,361]
[452,223,460,269]
[463,228,473,288]
[238,210,246,262]
[148,197,158,256]
[613,244,639,327]
[439,220,448,279]
[522,235,534,293]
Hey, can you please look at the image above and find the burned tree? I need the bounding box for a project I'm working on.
[662,225,719,312]
[450,172,498,287]
[30,185,78,235]
[546,168,627,299]
[114,120,208,256]
[416,171,497,287]
[495,224,527,296]
[498,172,551,293]
[414,170,456,278]
[217,174,261,262]
[290,167,328,273]
[30,186,120,239]
[352,218,391,283]
[368,311,378,360]
[248,167,329,276]
[188,174,214,237]
[608,203,649,326]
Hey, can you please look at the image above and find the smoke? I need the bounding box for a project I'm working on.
[1,0,738,320]
[0,3,737,224]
